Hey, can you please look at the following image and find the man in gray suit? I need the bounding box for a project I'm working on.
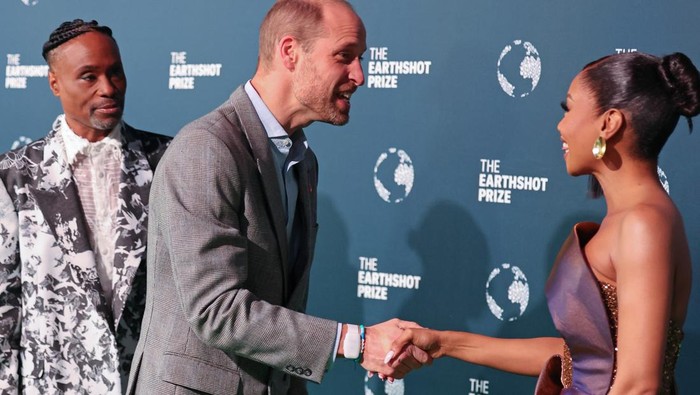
[128,1,428,394]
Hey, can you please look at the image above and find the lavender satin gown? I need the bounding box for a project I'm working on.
[536,222,682,395]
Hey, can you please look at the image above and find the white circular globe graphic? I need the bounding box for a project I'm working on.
[497,40,541,98]
[485,263,530,322]
[373,148,414,203]
[365,375,405,395]
[11,136,32,150]
[657,166,670,194]
[21,0,39,5]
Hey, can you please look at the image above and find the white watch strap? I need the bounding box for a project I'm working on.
[343,324,361,359]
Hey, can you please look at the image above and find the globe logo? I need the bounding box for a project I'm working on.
[11,136,32,150]
[21,0,39,5]
[373,148,415,204]
[485,263,529,322]
[657,166,670,195]
[365,375,405,395]
[497,40,541,98]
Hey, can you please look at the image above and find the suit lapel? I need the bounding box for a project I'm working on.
[229,87,291,295]
[31,129,93,255]
[30,127,112,320]
[288,147,317,299]
[294,134,316,265]
[111,125,152,326]
[33,122,151,328]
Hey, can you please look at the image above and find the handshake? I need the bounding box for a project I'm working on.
[342,318,441,381]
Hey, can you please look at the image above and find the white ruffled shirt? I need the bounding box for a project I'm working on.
[58,114,123,309]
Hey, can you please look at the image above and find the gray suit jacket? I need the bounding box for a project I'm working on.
[127,86,338,395]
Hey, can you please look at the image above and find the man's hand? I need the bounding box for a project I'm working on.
[360,318,432,380]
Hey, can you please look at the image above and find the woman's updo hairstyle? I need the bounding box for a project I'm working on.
[660,53,700,119]
[580,52,700,160]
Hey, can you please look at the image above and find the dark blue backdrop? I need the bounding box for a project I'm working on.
[2,1,699,393]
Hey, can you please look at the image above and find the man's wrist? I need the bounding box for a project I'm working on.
[356,324,366,363]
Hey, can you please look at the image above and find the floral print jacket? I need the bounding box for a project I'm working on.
[0,117,170,394]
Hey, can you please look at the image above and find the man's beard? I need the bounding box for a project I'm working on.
[293,63,349,126]
[89,103,123,132]
[90,115,121,131]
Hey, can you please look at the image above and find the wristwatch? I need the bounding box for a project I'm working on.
[343,324,361,359]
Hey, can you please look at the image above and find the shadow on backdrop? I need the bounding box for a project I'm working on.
[384,200,491,393]
[307,194,366,394]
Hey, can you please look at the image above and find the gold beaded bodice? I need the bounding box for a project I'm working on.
[561,281,684,394]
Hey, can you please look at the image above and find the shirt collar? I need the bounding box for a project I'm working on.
[244,80,289,139]
[57,114,123,165]
[244,81,308,156]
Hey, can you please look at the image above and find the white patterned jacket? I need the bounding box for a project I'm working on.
[0,116,170,394]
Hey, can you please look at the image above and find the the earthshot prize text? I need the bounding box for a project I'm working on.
[478,159,549,204]
[357,256,422,300]
[366,47,432,89]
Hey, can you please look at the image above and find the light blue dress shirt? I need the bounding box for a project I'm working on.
[244,81,343,368]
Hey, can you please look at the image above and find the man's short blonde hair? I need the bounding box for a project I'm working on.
[257,0,353,70]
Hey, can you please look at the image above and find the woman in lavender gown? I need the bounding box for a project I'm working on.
[386,52,700,394]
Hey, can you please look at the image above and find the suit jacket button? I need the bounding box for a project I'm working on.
[303,369,312,377]
[286,365,295,372]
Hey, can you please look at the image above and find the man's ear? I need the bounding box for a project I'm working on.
[600,108,626,140]
[279,35,299,71]
[48,70,60,97]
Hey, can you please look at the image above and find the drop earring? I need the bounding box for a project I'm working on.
[592,137,606,160]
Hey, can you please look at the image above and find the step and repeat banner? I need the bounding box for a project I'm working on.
[2,1,699,394]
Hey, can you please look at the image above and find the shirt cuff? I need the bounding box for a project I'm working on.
[326,322,344,370]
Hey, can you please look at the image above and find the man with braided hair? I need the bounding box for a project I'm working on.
[0,19,170,393]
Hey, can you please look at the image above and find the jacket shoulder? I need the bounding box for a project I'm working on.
[123,125,172,147]
[0,136,50,175]
[122,124,173,170]
[176,96,248,148]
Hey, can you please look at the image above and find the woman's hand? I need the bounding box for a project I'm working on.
[384,328,443,369]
